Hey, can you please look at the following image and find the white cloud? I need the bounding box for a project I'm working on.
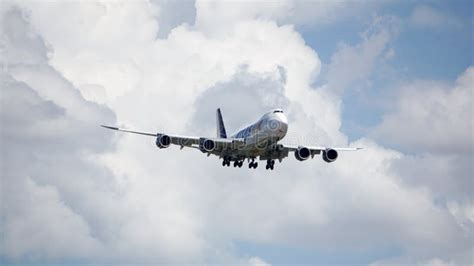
[1,7,116,261]
[322,15,400,96]
[248,256,271,266]
[1,1,472,265]
[410,5,461,29]
[370,69,473,254]
[194,0,291,36]
[371,257,456,266]
[417,258,455,266]
[372,67,473,154]
[151,0,196,38]
[195,0,380,36]
[390,153,472,201]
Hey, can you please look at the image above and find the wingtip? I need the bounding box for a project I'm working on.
[101,125,119,130]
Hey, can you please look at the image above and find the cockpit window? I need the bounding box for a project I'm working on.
[273,110,283,113]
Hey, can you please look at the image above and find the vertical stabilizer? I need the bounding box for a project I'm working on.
[216,108,227,138]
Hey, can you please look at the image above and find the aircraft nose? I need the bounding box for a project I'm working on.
[278,116,288,134]
[268,113,288,135]
[278,113,288,126]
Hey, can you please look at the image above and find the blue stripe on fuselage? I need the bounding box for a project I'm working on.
[235,124,256,139]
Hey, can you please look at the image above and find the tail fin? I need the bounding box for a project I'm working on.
[216,108,227,138]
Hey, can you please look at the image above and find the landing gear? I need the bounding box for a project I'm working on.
[220,157,260,169]
[222,157,231,167]
[249,162,258,169]
[222,157,243,168]
[265,160,275,170]
[248,158,258,169]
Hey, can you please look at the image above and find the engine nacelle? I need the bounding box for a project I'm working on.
[322,148,338,163]
[295,146,311,161]
[199,138,216,153]
[156,134,171,149]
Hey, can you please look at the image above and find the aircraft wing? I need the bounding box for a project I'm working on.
[101,125,161,137]
[282,144,363,152]
[101,125,244,151]
[280,144,362,161]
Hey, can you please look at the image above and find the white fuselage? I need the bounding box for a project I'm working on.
[230,110,288,156]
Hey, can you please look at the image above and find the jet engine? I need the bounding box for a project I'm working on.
[322,148,338,163]
[295,146,311,161]
[156,134,171,148]
[199,138,216,153]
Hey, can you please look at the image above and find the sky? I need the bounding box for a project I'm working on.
[0,0,472,265]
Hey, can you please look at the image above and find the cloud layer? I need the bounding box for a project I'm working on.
[1,1,472,265]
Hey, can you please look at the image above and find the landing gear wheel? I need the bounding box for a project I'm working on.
[222,157,231,167]
[248,162,257,169]
[266,160,275,170]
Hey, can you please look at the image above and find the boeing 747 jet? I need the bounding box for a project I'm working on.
[102,109,362,170]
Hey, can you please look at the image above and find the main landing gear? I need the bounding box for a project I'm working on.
[222,157,243,168]
[233,160,243,168]
[222,157,231,167]
[248,159,258,169]
[222,157,275,170]
[265,160,275,170]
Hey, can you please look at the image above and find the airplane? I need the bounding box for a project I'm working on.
[101,108,362,170]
